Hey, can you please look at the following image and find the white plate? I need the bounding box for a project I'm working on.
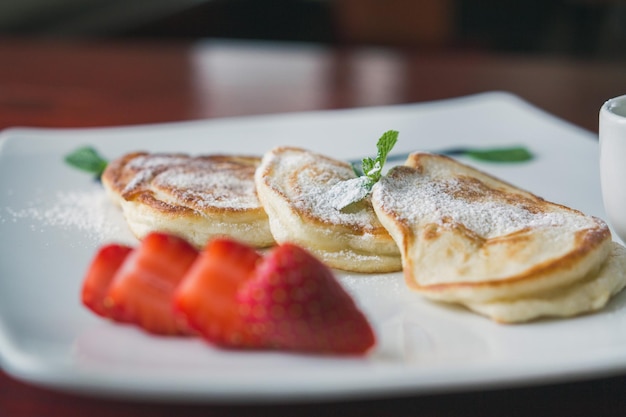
[1,91,625,403]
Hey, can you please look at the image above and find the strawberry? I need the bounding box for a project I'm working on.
[106,232,199,335]
[238,243,376,355]
[173,238,262,348]
[81,243,133,319]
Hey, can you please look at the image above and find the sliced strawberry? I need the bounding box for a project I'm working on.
[81,243,133,319]
[238,244,376,355]
[106,232,199,335]
[173,238,262,347]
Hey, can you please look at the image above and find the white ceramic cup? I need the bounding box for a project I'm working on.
[600,95,626,243]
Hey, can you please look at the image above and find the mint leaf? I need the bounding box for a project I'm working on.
[375,130,398,166]
[331,130,399,210]
[365,130,398,182]
[464,146,533,162]
[361,157,376,178]
[64,146,108,179]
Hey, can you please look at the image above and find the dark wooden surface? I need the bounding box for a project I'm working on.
[2,38,625,132]
[1,38,626,416]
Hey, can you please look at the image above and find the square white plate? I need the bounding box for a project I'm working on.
[1,91,625,403]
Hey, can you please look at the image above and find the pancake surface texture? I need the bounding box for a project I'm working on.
[466,242,626,322]
[102,152,274,248]
[371,152,625,322]
[255,147,402,273]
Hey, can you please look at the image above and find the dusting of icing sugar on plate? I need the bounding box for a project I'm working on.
[1,188,136,245]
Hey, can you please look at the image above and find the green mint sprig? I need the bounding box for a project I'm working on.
[444,146,533,162]
[331,130,399,211]
[64,146,109,180]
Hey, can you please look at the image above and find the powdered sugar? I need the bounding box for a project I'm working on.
[123,154,261,211]
[122,154,189,195]
[2,189,135,244]
[268,150,382,229]
[128,155,189,169]
[157,169,259,210]
[374,172,598,238]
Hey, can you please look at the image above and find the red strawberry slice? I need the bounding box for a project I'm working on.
[81,243,133,319]
[173,238,262,347]
[106,232,199,335]
[238,243,376,355]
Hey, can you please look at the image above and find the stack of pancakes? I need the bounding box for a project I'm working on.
[371,153,626,323]
[102,147,626,323]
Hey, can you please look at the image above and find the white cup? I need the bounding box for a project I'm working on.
[600,95,626,243]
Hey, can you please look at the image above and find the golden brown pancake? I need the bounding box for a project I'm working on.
[465,242,626,323]
[102,151,274,248]
[254,146,402,273]
[371,152,625,322]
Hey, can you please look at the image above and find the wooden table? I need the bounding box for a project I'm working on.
[2,38,625,132]
[1,38,626,416]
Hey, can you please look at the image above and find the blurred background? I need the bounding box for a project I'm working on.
[1,0,625,60]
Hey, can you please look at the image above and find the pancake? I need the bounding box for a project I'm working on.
[254,146,402,273]
[465,242,626,323]
[371,152,625,322]
[101,151,274,248]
